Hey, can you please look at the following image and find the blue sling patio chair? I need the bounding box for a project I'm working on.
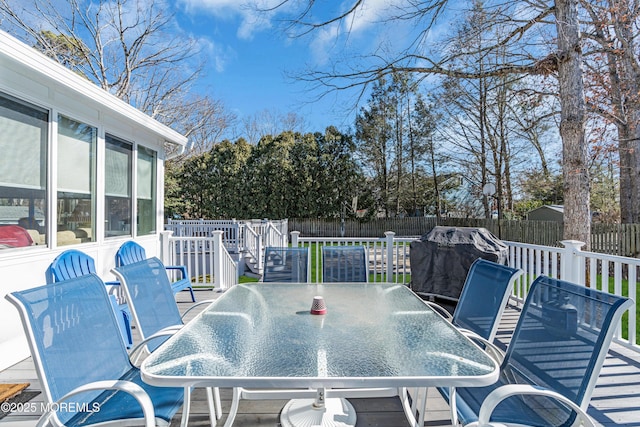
[262,246,311,282]
[115,240,195,302]
[401,259,523,426]
[427,258,524,343]
[322,245,368,282]
[111,257,221,422]
[5,274,186,427]
[432,275,633,427]
[46,249,133,348]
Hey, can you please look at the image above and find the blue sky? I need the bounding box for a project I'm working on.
[171,1,351,133]
[171,0,428,135]
[1,0,443,134]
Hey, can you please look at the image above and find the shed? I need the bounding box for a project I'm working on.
[527,205,564,222]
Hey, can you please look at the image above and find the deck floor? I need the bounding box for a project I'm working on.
[2,288,640,426]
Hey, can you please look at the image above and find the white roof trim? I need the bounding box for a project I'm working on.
[0,30,187,149]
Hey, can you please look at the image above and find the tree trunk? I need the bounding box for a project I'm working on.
[395,100,403,216]
[429,140,441,219]
[479,70,491,219]
[555,0,590,248]
[632,112,640,224]
[618,125,636,223]
[617,16,640,224]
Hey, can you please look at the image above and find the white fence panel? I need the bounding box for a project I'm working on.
[160,228,639,353]
[161,233,238,291]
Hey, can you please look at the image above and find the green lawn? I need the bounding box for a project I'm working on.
[240,242,411,284]
[602,275,638,343]
[305,242,411,283]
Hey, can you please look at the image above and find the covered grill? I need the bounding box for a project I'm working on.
[410,226,508,306]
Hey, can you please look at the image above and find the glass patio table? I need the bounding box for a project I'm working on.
[140,283,499,427]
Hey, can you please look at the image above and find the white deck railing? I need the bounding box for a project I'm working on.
[293,233,639,352]
[506,239,639,350]
[166,219,242,253]
[165,219,288,273]
[291,231,413,283]
[159,228,639,352]
[243,225,263,272]
[166,219,288,254]
[263,221,288,248]
[160,230,238,291]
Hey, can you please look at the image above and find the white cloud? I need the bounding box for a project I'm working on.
[341,0,394,34]
[196,37,236,72]
[305,0,414,65]
[178,0,287,39]
[177,0,409,40]
[177,0,415,63]
[309,23,342,66]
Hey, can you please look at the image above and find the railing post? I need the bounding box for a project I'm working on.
[257,234,263,272]
[232,219,240,253]
[237,221,244,253]
[385,231,395,282]
[159,230,173,264]
[212,230,224,290]
[560,240,586,283]
[291,231,300,247]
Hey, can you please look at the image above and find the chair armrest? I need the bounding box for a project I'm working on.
[458,329,505,365]
[477,384,596,427]
[165,265,188,280]
[129,325,183,366]
[181,299,216,320]
[105,281,120,295]
[104,281,128,306]
[36,379,155,427]
[424,301,454,321]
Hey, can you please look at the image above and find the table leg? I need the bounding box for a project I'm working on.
[280,387,357,427]
[223,387,241,427]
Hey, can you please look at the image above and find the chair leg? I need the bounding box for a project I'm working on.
[214,387,222,419]
[449,386,459,427]
[180,386,191,427]
[188,285,196,302]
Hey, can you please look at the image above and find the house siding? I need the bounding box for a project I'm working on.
[0,30,186,370]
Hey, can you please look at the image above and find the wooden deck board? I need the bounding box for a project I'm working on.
[1,289,639,426]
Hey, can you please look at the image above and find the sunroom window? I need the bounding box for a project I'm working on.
[57,115,96,245]
[105,134,132,238]
[0,92,48,248]
[137,146,157,235]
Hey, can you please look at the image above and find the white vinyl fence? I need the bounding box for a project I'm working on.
[160,226,639,352]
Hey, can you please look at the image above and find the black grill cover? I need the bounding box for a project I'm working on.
[410,226,508,302]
